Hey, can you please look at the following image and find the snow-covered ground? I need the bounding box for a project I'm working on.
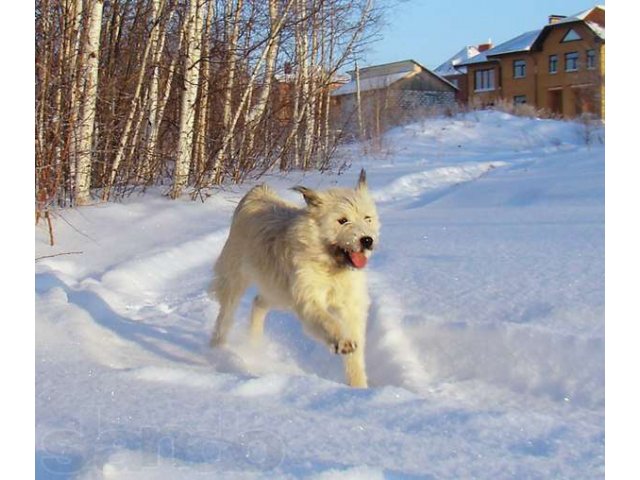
[35,111,604,479]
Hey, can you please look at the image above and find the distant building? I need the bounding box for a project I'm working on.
[330,59,458,137]
[531,6,605,118]
[452,5,605,118]
[459,29,543,109]
[434,43,492,104]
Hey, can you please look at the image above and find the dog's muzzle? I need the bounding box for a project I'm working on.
[360,236,374,250]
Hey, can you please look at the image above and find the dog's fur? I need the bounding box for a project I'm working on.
[209,170,380,387]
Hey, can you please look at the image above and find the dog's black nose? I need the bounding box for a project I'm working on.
[360,236,374,250]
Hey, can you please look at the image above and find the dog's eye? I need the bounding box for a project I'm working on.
[364,216,372,222]
[337,217,349,225]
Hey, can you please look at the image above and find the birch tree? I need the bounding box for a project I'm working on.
[238,0,280,165]
[36,0,387,211]
[171,0,203,199]
[208,0,244,185]
[75,0,104,205]
[205,0,295,186]
[139,0,169,184]
[102,0,163,200]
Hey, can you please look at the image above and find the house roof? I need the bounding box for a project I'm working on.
[434,45,481,76]
[484,29,542,56]
[330,71,411,96]
[458,5,605,67]
[331,59,457,97]
[458,29,542,66]
[553,5,605,25]
[531,5,605,50]
[545,5,605,39]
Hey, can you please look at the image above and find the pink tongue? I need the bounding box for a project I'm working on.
[349,251,368,269]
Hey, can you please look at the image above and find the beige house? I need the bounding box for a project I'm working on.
[455,5,605,118]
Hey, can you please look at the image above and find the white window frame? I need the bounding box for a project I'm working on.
[474,68,495,92]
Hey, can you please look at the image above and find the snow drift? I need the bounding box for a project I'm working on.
[36,111,604,479]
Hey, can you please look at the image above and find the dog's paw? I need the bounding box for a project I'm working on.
[334,339,357,355]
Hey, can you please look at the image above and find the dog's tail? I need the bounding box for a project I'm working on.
[231,184,274,217]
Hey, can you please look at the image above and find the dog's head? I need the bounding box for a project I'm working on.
[293,169,380,269]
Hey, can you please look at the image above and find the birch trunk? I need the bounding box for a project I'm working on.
[139,0,166,184]
[294,0,309,169]
[242,0,280,159]
[321,2,334,163]
[192,0,215,185]
[170,0,202,199]
[302,9,320,169]
[66,0,84,181]
[75,0,104,205]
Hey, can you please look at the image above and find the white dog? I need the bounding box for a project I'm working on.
[209,169,380,388]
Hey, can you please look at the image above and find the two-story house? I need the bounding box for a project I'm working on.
[530,7,605,118]
[453,5,604,118]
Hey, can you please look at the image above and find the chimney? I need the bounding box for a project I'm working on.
[548,14,566,24]
[477,42,492,52]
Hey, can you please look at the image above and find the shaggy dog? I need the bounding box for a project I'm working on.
[209,169,380,388]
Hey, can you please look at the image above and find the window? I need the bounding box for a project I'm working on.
[549,55,558,74]
[514,95,527,105]
[474,68,495,92]
[587,49,596,69]
[513,60,526,78]
[565,51,579,72]
[562,28,582,42]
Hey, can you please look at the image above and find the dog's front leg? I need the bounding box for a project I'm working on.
[294,300,357,355]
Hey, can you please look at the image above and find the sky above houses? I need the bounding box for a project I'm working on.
[363,0,605,71]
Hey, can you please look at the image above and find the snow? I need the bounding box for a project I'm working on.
[459,30,541,66]
[433,45,480,76]
[486,29,541,56]
[36,110,604,478]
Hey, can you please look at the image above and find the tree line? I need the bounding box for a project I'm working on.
[35,0,382,213]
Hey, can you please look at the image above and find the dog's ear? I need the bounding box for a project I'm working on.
[292,186,322,207]
[356,168,367,191]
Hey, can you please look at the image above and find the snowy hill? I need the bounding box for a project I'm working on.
[35,111,604,479]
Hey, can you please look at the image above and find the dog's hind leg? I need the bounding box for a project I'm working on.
[210,274,248,347]
[248,294,270,342]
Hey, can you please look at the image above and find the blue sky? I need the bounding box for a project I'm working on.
[362,0,604,70]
